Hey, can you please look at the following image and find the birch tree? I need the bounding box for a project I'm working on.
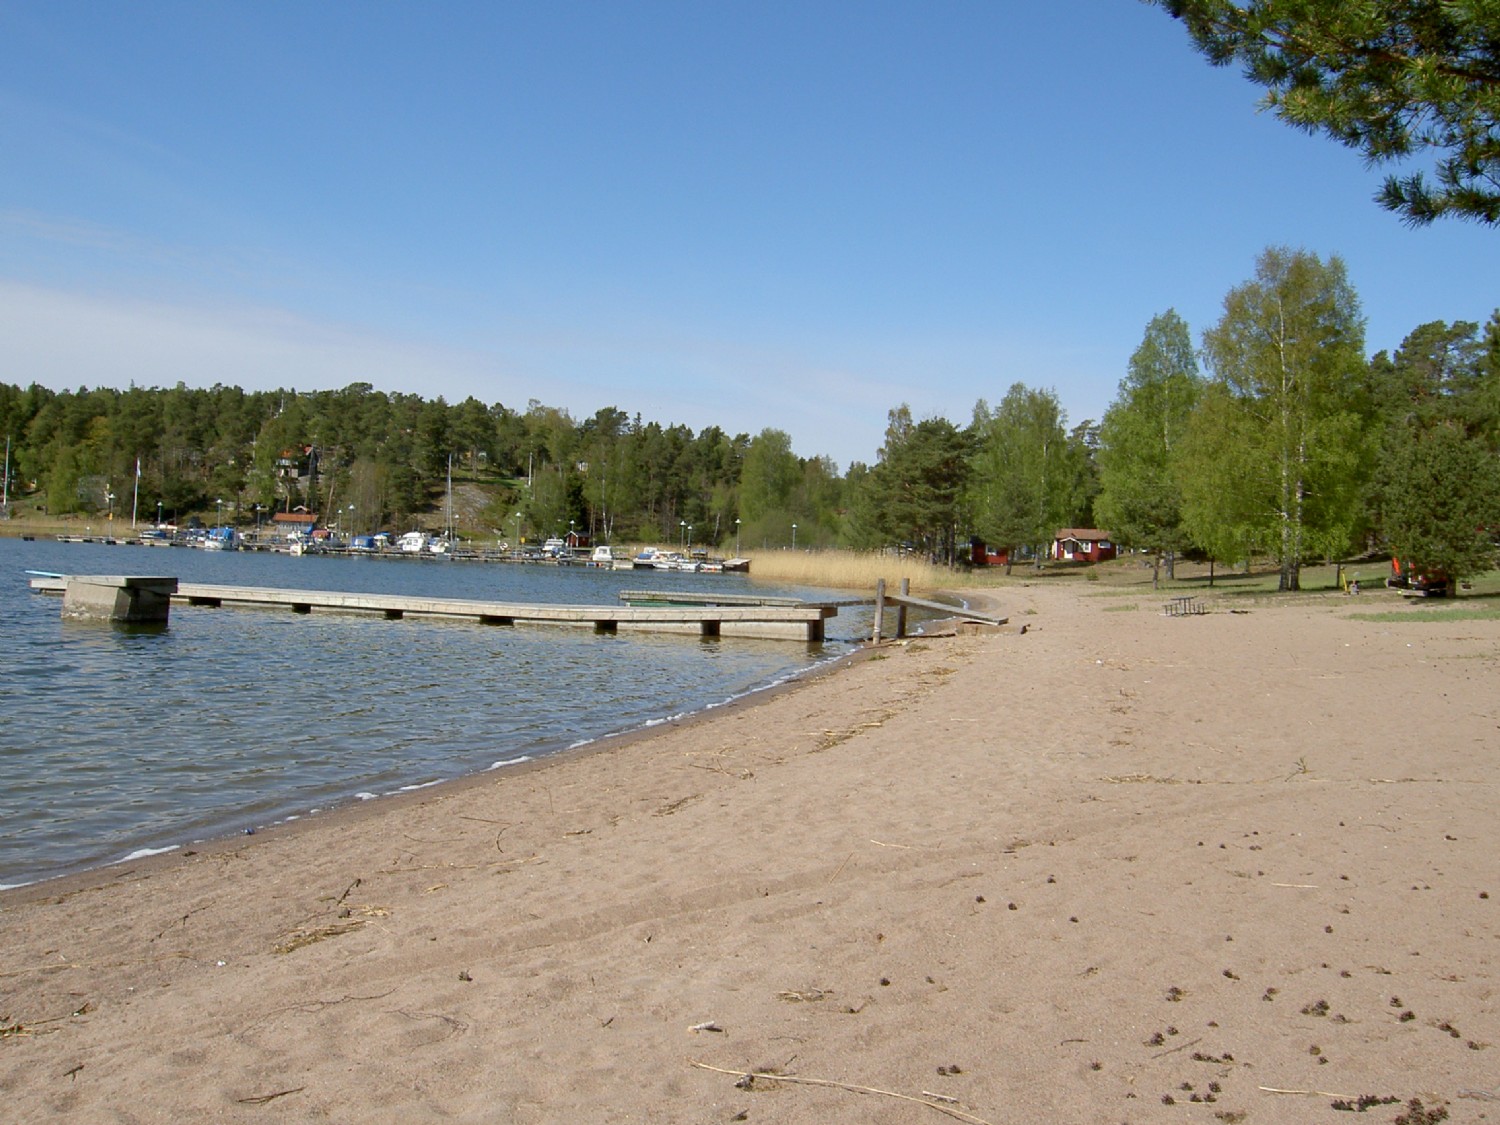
[1199,247,1371,590]
[1095,309,1204,583]
[969,384,1079,568]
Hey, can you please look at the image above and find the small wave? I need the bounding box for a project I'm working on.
[485,755,534,771]
[118,844,179,863]
[397,778,444,792]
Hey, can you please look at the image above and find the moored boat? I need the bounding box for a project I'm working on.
[201,526,238,551]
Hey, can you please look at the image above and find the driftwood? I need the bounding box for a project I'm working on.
[691,1061,995,1125]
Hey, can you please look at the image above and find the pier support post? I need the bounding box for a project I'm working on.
[897,577,909,639]
[872,578,886,643]
[62,576,178,624]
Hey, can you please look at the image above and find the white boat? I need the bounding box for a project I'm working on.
[397,531,429,554]
[201,526,238,551]
[590,545,617,567]
[428,537,452,555]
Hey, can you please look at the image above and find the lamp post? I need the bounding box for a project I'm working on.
[254,503,264,541]
[215,498,223,527]
[679,519,686,549]
[791,523,798,550]
[514,512,522,552]
[687,524,693,553]
[106,491,116,521]
[347,503,355,538]
[157,500,164,528]
[569,519,575,548]
[734,517,741,556]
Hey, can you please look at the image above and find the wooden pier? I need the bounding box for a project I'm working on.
[28,576,837,642]
[871,577,1007,641]
[616,589,806,608]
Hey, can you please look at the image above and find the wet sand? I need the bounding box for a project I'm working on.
[3,580,1497,1123]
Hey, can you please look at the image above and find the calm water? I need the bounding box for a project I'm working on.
[1,537,867,888]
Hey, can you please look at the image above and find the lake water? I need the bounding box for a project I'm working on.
[0,537,873,888]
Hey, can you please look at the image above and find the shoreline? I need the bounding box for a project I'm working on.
[0,639,877,905]
[5,533,882,892]
[5,582,1493,1122]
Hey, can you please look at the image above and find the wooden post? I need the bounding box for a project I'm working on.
[896,577,909,639]
[872,578,886,643]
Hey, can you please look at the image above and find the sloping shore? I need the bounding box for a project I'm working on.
[3,581,1497,1123]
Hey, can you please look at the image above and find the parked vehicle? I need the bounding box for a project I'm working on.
[1387,558,1450,597]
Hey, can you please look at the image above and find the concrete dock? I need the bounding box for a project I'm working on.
[29,576,838,642]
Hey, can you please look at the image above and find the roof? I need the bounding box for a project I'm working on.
[1054,528,1110,541]
[272,512,319,525]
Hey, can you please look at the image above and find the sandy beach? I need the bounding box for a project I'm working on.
[3,579,1497,1123]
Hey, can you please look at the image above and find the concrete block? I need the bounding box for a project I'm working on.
[62,576,178,624]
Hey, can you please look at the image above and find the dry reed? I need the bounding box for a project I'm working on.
[739,549,968,592]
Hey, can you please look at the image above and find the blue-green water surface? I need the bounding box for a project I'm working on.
[1,537,864,887]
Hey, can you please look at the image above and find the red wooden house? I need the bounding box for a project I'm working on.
[1051,528,1116,563]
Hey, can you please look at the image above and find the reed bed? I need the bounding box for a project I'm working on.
[740,549,972,593]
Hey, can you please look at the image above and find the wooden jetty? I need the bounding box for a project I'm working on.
[617,589,806,608]
[28,576,837,642]
[871,577,1007,641]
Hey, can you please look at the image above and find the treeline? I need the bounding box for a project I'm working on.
[4,245,1499,583]
[0,381,847,551]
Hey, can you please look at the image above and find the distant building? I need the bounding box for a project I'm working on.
[969,538,1010,567]
[1051,528,1116,563]
[271,511,319,539]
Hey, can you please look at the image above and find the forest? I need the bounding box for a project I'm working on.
[4,247,1499,589]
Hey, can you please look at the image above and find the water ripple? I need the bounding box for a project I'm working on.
[1,539,863,886]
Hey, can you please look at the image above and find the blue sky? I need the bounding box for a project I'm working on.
[2,1,1496,469]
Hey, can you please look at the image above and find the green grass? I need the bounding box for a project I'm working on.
[1348,603,1500,623]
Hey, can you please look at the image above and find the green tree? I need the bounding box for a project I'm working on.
[1175,380,1274,574]
[738,428,800,545]
[1148,1,1500,224]
[969,385,1077,569]
[1199,247,1372,589]
[865,412,969,562]
[1380,420,1500,587]
[1377,319,1486,419]
[1096,309,1204,582]
[45,444,83,515]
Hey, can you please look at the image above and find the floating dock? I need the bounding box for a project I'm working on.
[28,576,837,642]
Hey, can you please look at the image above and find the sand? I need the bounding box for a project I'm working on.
[2,580,1497,1123]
